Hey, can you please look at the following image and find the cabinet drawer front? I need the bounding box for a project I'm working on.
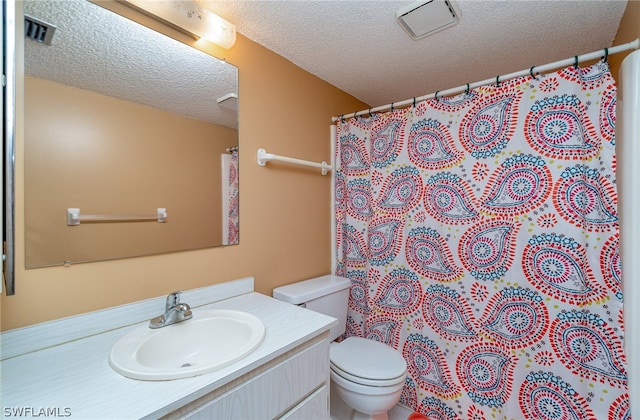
[183,338,329,419]
[278,385,329,420]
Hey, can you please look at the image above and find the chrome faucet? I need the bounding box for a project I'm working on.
[149,291,193,329]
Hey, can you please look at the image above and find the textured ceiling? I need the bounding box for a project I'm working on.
[24,0,627,124]
[24,0,239,129]
[205,0,627,112]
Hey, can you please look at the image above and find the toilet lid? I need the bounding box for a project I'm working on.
[330,337,406,381]
[330,364,406,387]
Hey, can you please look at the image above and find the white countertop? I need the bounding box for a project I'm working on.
[1,280,335,419]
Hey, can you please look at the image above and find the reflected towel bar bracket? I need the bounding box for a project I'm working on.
[256,148,332,175]
[67,208,168,226]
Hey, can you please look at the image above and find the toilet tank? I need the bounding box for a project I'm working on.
[273,274,351,341]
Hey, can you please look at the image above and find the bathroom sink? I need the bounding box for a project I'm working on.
[109,309,265,380]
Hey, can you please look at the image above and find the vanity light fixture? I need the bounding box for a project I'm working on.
[121,0,236,49]
[396,0,462,40]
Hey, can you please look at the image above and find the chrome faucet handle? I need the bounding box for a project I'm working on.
[177,303,193,318]
[165,291,183,311]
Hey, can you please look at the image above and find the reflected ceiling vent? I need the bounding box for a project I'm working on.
[396,0,461,40]
[24,14,57,45]
[217,93,238,111]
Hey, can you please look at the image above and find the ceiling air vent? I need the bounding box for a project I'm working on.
[24,14,57,45]
[396,0,462,40]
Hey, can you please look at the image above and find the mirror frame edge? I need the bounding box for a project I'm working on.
[3,0,17,296]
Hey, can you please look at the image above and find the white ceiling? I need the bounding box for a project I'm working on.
[24,0,628,124]
[206,0,627,110]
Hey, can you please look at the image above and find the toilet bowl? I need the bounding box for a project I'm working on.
[272,275,407,420]
[330,337,407,420]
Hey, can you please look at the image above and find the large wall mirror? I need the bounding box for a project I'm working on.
[24,0,239,268]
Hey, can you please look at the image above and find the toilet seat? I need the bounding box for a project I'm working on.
[330,337,407,387]
[330,363,406,387]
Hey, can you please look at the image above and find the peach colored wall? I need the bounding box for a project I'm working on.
[1,2,367,330]
[25,76,236,267]
[610,0,640,82]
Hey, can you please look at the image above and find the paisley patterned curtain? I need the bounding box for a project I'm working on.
[334,61,628,419]
[224,151,239,245]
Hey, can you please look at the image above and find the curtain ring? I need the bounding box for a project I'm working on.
[465,83,470,95]
[603,47,609,63]
[495,75,500,87]
[390,102,394,112]
[435,91,440,102]
[340,115,345,123]
[529,66,537,79]
[369,108,373,117]
[574,56,579,69]
[413,97,417,108]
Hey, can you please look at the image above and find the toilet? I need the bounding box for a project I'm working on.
[273,275,407,420]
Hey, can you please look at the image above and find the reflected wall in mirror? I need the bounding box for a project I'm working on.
[24,0,239,268]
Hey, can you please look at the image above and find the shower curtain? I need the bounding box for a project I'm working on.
[335,61,628,419]
[221,152,239,245]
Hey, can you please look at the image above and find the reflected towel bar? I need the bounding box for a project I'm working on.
[256,148,333,175]
[67,208,168,226]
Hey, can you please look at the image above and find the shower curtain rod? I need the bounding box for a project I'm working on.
[332,38,640,122]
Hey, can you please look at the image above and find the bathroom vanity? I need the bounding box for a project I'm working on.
[0,278,335,419]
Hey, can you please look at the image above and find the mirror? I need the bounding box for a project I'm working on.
[23,0,239,268]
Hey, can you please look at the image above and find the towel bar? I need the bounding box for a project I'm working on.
[66,208,167,226]
[257,148,332,175]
